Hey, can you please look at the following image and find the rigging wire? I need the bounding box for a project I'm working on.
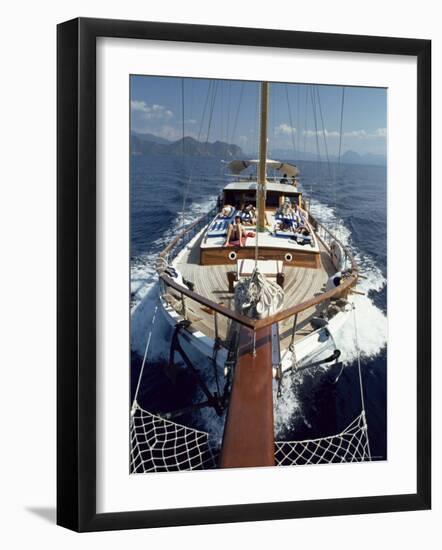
[225,80,232,159]
[255,82,262,268]
[352,301,372,460]
[229,82,245,146]
[334,87,346,236]
[302,85,309,158]
[315,85,338,233]
[180,78,186,228]
[180,80,218,229]
[205,81,219,148]
[310,85,324,205]
[285,84,297,158]
[301,85,313,207]
[337,87,346,172]
[296,84,300,154]
[316,86,332,175]
[132,301,160,411]
[252,83,259,157]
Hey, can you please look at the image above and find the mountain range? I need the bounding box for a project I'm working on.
[131,132,243,158]
[131,132,386,166]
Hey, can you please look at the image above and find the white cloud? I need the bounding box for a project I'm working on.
[130,100,173,120]
[344,129,367,138]
[238,135,248,145]
[153,124,197,141]
[372,127,387,137]
[302,127,387,139]
[303,128,339,138]
[275,123,297,136]
[156,125,183,141]
[344,128,387,138]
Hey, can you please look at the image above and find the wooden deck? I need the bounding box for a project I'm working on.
[169,232,336,351]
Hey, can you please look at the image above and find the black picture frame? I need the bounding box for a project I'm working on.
[57,17,431,532]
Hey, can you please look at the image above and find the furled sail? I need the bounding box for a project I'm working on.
[234,268,284,319]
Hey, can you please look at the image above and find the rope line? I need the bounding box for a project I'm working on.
[333,87,346,235]
[285,84,297,158]
[229,82,245,146]
[352,300,372,460]
[180,80,219,230]
[337,87,346,172]
[180,78,186,228]
[132,301,159,408]
[316,86,332,174]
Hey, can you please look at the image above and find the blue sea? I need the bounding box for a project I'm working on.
[130,154,387,462]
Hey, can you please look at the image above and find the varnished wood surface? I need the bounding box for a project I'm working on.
[200,245,320,268]
[219,326,275,468]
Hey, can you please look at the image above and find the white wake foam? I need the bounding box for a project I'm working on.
[309,199,387,364]
[271,199,387,436]
[131,197,217,307]
[273,378,302,437]
[130,197,217,356]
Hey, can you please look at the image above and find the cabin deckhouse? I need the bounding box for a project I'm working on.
[199,159,321,269]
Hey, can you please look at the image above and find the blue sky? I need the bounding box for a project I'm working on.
[130,75,387,156]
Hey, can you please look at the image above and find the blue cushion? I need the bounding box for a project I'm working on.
[273,230,295,239]
[275,213,298,226]
[207,217,232,237]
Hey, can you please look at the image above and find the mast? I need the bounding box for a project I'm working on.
[219,81,275,469]
[257,81,269,232]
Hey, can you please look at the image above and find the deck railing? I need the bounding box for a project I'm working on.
[159,205,218,264]
[157,209,359,338]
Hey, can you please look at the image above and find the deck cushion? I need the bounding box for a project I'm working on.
[207,209,237,237]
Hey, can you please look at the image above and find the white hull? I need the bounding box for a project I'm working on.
[159,291,351,375]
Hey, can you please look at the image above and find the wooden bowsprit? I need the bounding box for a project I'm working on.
[219,326,275,468]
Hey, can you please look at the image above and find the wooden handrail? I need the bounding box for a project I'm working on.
[159,274,256,329]
[253,272,357,328]
[158,211,359,332]
[161,269,357,332]
[312,217,358,272]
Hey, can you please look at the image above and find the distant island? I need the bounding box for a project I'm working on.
[131,132,386,166]
[131,132,243,158]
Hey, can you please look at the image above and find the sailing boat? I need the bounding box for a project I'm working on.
[131,81,371,472]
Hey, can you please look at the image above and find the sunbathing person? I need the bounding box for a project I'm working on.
[277,198,296,221]
[294,224,310,236]
[293,203,307,225]
[220,204,235,218]
[241,203,256,225]
[224,216,246,247]
[273,220,293,233]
